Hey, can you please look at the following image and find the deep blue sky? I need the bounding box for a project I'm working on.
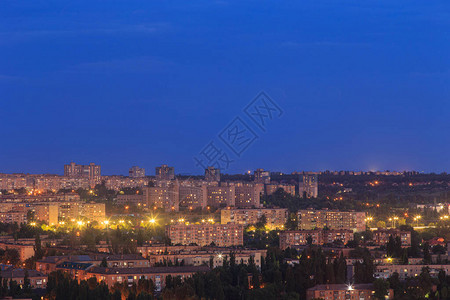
[1,0,449,175]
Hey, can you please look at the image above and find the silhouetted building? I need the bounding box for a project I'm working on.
[155,164,175,180]
[129,166,145,178]
[254,168,270,184]
[205,166,221,182]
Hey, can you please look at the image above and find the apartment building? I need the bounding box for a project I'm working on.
[34,203,59,225]
[372,229,411,247]
[69,265,210,292]
[375,264,450,280]
[234,184,263,208]
[299,174,318,198]
[205,167,221,182]
[143,182,179,211]
[37,254,150,275]
[306,284,393,300]
[0,268,48,289]
[265,183,296,196]
[103,176,148,191]
[0,241,35,261]
[207,185,235,207]
[179,183,207,209]
[279,229,353,250]
[79,202,106,223]
[298,209,366,232]
[155,164,175,180]
[166,223,244,247]
[64,162,101,188]
[254,169,270,184]
[148,248,266,269]
[220,207,288,229]
[129,166,145,178]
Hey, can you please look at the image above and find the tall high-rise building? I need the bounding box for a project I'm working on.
[299,174,318,198]
[155,164,175,180]
[129,166,145,178]
[204,166,220,182]
[64,162,101,188]
[254,168,270,184]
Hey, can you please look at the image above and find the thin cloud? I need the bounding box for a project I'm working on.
[62,56,175,74]
[0,23,171,44]
[280,40,371,48]
[0,74,22,82]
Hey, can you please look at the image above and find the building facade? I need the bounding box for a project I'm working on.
[373,229,411,247]
[155,165,175,180]
[64,162,101,188]
[129,166,145,178]
[298,209,366,232]
[205,167,221,182]
[279,229,354,250]
[220,207,288,229]
[299,174,318,198]
[166,223,244,247]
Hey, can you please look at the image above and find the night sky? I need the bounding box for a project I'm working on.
[1,0,449,175]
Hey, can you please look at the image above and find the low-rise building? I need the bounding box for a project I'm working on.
[37,254,149,275]
[306,283,393,300]
[0,241,35,261]
[375,264,450,280]
[0,267,48,289]
[55,264,209,292]
[147,248,266,269]
[279,229,353,250]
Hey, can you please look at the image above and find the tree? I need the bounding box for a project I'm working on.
[373,278,389,299]
[34,233,44,260]
[23,270,31,294]
[423,243,432,264]
[256,215,267,229]
[100,257,108,267]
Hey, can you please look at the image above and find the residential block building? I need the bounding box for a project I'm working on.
[129,166,145,178]
[279,229,354,250]
[155,164,175,180]
[220,207,288,229]
[298,209,366,232]
[299,174,318,198]
[306,284,393,300]
[205,167,221,182]
[64,162,101,188]
[372,229,411,247]
[166,223,244,247]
